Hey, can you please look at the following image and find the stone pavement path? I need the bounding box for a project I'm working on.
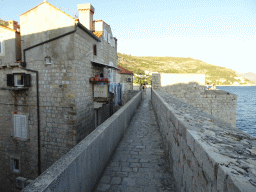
[93,89,177,192]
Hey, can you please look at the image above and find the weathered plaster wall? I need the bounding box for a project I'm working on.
[20,2,75,50]
[152,73,237,127]
[152,90,256,192]
[0,27,19,65]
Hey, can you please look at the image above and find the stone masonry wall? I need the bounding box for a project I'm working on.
[122,90,140,106]
[152,73,237,127]
[152,90,256,192]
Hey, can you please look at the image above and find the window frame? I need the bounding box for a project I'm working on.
[93,44,97,56]
[12,158,20,173]
[14,114,27,139]
[108,33,111,44]
[0,35,4,55]
[104,29,107,41]
[14,74,24,87]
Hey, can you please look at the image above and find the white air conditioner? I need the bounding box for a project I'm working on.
[16,177,27,189]
[127,78,132,82]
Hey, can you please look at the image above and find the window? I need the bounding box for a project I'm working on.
[104,29,107,41]
[45,56,51,64]
[112,39,115,48]
[0,36,3,54]
[7,74,31,87]
[14,74,24,87]
[108,33,111,44]
[93,44,97,56]
[12,159,20,173]
[14,114,27,139]
[109,61,114,82]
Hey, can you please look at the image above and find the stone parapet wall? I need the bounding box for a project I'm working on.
[122,90,140,106]
[21,91,142,192]
[152,90,256,192]
[152,73,237,126]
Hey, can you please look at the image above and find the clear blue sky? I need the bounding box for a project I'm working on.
[1,0,256,73]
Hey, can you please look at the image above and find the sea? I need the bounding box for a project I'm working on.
[216,86,256,138]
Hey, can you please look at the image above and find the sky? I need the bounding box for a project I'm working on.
[1,0,256,73]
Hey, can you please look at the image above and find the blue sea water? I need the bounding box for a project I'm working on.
[216,86,256,138]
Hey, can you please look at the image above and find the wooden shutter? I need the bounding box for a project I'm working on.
[24,74,31,87]
[108,33,110,43]
[14,115,27,139]
[104,30,107,41]
[14,115,21,138]
[20,115,27,138]
[7,74,14,86]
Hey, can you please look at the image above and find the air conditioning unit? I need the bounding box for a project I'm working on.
[16,177,27,189]
[127,78,132,82]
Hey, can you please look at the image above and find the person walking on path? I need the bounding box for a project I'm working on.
[139,83,143,91]
[143,84,147,95]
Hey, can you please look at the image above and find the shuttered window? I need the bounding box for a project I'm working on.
[112,39,115,48]
[109,61,114,82]
[14,115,27,139]
[0,36,3,53]
[108,33,111,44]
[104,29,107,41]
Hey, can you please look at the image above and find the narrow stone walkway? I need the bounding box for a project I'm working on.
[93,89,177,192]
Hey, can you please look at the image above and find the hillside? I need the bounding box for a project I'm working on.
[117,53,255,85]
[238,72,256,84]
[0,19,8,27]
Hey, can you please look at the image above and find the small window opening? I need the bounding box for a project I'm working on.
[12,159,20,173]
[0,36,3,54]
[45,56,51,64]
[93,45,97,56]
[14,74,24,87]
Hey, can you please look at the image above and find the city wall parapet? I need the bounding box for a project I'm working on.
[21,91,142,192]
[152,73,237,127]
[152,89,256,192]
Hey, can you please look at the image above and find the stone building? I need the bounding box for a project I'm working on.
[152,73,237,127]
[116,65,134,105]
[0,21,21,67]
[0,1,119,191]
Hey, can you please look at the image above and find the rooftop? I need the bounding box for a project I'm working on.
[118,65,133,74]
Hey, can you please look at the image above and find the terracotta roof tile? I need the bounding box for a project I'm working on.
[118,65,133,74]
[93,32,102,38]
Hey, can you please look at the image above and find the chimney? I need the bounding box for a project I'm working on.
[8,20,20,31]
[77,3,94,31]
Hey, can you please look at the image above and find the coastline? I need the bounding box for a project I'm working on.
[216,85,256,86]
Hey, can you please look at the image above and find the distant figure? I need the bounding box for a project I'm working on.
[212,83,216,90]
[143,84,147,95]
[139,83,143,91]
[205,83,210,90]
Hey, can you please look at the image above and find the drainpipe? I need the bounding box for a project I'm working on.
[21,23,80,176]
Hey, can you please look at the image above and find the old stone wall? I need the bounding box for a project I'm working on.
[152,73,237,127]
[0,2,118,191]
[21,91,142,192]
[0,27,19,65]
[152,90,256,192]
[122,90,140,106]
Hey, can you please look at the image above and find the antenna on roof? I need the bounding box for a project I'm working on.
[59,7,78,19]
